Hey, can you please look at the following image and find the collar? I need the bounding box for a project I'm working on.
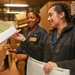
[50,24,74,35]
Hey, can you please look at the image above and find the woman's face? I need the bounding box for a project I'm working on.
[48,6,62,28]
[26,12,39,28]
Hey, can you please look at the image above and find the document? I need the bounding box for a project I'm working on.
[27,57,70,75]
[0,20,17,43]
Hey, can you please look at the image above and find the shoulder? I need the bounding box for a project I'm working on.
[69,24,75,32]
[72,26,75,37]
[73,26,75,30]
[37,25,47,33]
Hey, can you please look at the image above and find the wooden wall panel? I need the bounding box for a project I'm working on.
[39,3,50,32]
[0,0,9,4]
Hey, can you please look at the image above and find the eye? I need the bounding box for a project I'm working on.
[31,17,34,19]
[49,13,53,17]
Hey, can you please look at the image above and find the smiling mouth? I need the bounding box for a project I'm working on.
[49,22,52,25]
[28,23,32,25]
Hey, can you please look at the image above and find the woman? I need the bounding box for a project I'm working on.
[12,3,75,75]
[16,10,47,54]
[10,10,47,75]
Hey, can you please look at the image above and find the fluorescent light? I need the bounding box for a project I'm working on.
[7,11,23,14]
[6,10,24,14]
[4,4,29,7]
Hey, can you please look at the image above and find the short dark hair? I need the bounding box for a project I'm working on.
[26,8,41,23]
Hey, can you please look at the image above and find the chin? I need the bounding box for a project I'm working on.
[28,25,32,27]
[29,26,33,28]
[50,25,55,28]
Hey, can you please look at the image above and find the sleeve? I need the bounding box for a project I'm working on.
[56,60,75,74]
[16,45,26,54]
[20,34,48,61]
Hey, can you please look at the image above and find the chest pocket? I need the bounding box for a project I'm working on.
[55,43,62,54]
[54,32,72,54]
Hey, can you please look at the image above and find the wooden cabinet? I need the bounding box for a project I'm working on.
[0,6,28,21]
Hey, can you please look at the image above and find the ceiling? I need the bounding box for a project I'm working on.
[0,0,73,14]
[0,0,73,8]
[0,0,50,7]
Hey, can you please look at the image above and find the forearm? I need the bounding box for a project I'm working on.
[20,40,44,61]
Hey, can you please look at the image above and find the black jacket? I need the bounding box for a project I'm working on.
[16,25,47,53]
[20,24,75,74]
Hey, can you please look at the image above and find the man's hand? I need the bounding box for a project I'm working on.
[12,33,26,42]
[5,44,17,53]
[13,54,28,60]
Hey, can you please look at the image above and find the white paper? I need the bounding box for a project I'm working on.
[27,57,70,75]
[0,20,16,43]
[0,26,16,44]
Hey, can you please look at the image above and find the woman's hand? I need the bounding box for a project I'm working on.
[12,33,26,42]
[43,61,58,74]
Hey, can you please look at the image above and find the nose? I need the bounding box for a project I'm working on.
[28,18,32,21]
[47,16,50,21]
[27,18,31,22]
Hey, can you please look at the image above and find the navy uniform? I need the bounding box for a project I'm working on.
[16,25,47,54]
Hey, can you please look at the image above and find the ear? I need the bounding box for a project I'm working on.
[59,12,65,19]
[37,18,39,23]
